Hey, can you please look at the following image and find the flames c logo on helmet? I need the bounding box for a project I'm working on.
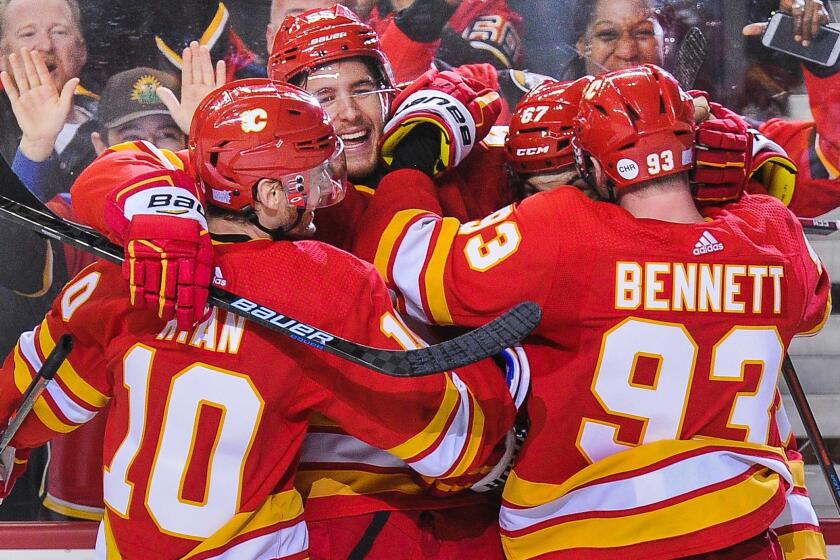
[240,108,268,133]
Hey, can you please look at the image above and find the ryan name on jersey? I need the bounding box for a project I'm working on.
[615,261,785,314]
[156,307,247,354]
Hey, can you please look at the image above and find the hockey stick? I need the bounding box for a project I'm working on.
[0,159,541,377]
[674,27,708,89]
[0,334,73,457]
[798,217,840,235]
[781,355,840,513]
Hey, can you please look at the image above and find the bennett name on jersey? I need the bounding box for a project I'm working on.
[615,260,786,315]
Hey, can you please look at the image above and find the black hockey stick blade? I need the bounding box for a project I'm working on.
[674,27,708,89]
[0,335,73,456]
[0,159,541,376]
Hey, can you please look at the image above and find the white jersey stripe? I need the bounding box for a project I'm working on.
[407,372,476,477]
[391,217,437,323]
[300,432,407,469]
[18,331,97,424]
[771,492,820,529]
[205,519,308,560]
[500,450,792,533]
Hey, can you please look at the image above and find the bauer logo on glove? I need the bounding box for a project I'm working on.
[147,192,206,217]
[382,69,502,177]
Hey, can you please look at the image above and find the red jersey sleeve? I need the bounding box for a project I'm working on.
[0,263,117,450]
[786,212,832,335]
[215,239,516,481]
[71,141,192,242]
[373,12,438,84]
[354,169,564,327]
[757,65,840,216]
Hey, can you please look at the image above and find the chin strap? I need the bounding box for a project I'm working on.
[242,206,306,241]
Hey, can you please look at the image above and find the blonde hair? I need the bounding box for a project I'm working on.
[0,0,84,45]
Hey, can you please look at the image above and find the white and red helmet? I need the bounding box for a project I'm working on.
[268,5,395,91]
[505,76,592,174]
[574,64,695,192]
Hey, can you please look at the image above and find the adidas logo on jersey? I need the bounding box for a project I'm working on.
[693,231,724,255]
[212,266,227,288]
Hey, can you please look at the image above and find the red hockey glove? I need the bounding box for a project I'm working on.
[692,104,752,203]
[382,69,502,176]
[105,170,213,331]
[0,446,30,504]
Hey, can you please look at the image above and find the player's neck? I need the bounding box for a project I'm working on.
[618,179,704,224]
[208,216,271,240]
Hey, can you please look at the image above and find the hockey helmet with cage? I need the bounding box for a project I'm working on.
[268,5,395,92]
[506,76,593,174]
[573,64,695,194]
[189,78,346,214]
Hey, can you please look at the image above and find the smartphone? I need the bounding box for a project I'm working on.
[761,11,840,66]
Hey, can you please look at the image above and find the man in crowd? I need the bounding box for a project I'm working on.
[0,78,519,558]
[351,64,831,558]
[0,0,96,201]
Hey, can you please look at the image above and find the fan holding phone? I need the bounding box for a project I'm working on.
[739,0,840,219]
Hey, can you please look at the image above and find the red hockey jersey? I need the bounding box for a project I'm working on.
[353,172,832,559]
[0,232,514,557]
[69,142,517,525]
[759,65,840,217]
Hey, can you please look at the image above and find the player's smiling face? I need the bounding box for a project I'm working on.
[303,59,386,180]
[577,0,662,75]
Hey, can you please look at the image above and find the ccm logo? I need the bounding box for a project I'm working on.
[230,299,335,345]
[516,146,549,156]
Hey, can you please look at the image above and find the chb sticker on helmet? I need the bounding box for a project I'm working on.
[616,158,639,180]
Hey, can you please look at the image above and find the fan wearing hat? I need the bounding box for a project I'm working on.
[90,67,185,155]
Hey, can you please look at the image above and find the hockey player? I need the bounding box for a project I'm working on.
[351,64,832,559]
[505,74,829,560]
[69,78,528,557]
[0,79,519,558]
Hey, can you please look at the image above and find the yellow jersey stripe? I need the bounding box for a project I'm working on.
[503,438,788,508]
[181,489,303,559]
[114,174,176,202]
[777,529,827,560]
[424,217,459,325]
[387,374,460,460]
[13,346,74,433]
[815,133,840,179]
[374,209,427,284]
[39,323,108,408]
[446,391,486,478]
[296,469,426,498]
[502,470,782,559]
[354,184,375,195]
